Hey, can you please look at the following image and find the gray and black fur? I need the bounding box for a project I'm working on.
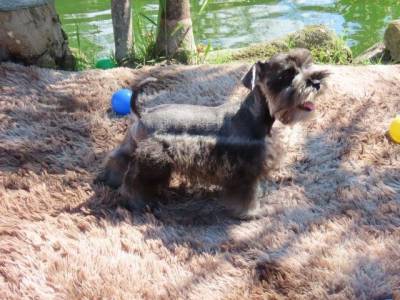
[97,48,329,218]
[120,134,282,218]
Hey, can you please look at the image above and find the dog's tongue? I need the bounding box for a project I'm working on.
[302,101,315,111]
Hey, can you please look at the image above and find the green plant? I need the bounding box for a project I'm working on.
[198,0,210,15]
[309,37,352,64]
[129,11,162,67]
[71,22,104,70]
[72,23,91,70]
[191,41,212,64]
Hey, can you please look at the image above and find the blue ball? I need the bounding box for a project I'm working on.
[111,88,133,116]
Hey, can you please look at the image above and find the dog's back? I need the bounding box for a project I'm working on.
[139,102,240,136]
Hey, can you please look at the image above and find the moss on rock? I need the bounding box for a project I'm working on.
[384,20,400,62]
[206,25,352,64]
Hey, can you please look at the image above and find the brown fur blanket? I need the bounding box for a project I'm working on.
[0,62,399,299]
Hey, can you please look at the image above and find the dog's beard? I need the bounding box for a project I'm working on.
[277,89,318,124]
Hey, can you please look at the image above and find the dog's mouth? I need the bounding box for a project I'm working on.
[298,101,315,112]
[275,101,316,125]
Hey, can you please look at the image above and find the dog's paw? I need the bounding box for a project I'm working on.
[231,206,269,221]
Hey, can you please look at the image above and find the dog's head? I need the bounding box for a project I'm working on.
[242,48,329,124]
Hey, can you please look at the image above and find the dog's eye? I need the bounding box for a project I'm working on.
[267,67,298,93]
[279,68,296,82]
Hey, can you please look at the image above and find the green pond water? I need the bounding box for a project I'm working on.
[55,0,400,59]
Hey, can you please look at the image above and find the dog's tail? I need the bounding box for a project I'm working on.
[130,77,158,118]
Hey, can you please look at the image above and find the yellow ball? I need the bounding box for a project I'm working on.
[389,116,400,144]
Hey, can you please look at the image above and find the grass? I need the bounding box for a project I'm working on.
[194,41,212,64]
[71,23,92,70]
[306,37,352,65]
[128,11,161,67]
[71,23,114,71]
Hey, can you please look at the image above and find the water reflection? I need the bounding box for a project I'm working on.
[55,0,400,57]
[334,0,400,54]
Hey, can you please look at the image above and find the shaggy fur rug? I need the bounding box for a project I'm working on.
[0,62,399,300]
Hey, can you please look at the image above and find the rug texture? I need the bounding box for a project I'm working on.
[0,62,399,300]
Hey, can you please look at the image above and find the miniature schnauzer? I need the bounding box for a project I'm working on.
[97,48,328,218]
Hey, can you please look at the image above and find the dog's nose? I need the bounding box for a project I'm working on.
[307,79,320,91]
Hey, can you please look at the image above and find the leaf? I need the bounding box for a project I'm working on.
[199,0,210,15]
[140,13,157,26]
[171,22,185,37]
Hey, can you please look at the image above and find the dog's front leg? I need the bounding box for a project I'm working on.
[221,179,262,219]
[96,119,149,188]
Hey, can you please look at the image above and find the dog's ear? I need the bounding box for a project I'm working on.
[287,48,313,66]
[311,69,330,81]
[241,61,269,90]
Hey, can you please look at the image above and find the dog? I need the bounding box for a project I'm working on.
[98,48,329,218]
[120,134,282,218]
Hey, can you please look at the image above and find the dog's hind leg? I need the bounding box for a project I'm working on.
[119,139,173,211]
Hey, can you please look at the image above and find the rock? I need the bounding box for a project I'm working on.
[207,25,352,64]
[384,20,400,62]
[0,0,75,70]
[207,40,290,64]
[36,53,58,69]
[353,42,391,64]
[289,25,338,48]
[287,25,352,64]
